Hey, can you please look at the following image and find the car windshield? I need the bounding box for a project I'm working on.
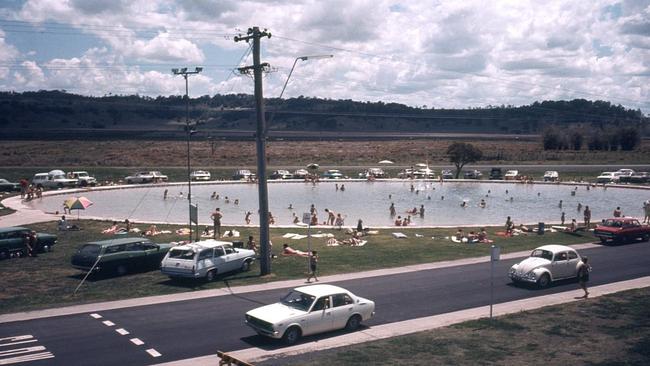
[530,249,553,261]
[281,290,315,311]
[602,220,623,227]
[168,249,196,260]
[79,244,101,256]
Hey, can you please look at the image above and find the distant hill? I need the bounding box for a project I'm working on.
[0,90,646,140]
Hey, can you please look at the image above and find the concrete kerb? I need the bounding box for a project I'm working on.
[153,276,650,366]
[0,242,599,324]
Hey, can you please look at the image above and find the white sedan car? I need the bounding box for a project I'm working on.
[190,170,211,181]
[509,245,583,287]
[245,284,375,345]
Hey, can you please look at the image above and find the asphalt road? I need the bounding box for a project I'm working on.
[2,241,650,366]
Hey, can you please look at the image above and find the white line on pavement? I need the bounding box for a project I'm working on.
[146,349,162,358]
[90,313,102,319]
[115,328,130,336]
[0,351,54,365]
[130,338,144,346]
[102,320,115,327]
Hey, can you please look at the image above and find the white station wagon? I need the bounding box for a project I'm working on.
[245,284,375,345]
[161,240,255,281]
[509,244,583,288]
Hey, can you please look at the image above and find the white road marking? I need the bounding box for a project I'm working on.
[90,313,103,319]
[130,338,144,346]
[102,320,115,327]
[146,349,162,358]
[115,328,130,336]
[0,335,36,347]
[0,351,54,365]
[0,346,46,357]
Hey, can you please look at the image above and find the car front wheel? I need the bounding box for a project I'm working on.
[537,273,551,288]
[206,269,216,282]
[345,315,362,331]
[241,260,251,272]
[282,326,301,345]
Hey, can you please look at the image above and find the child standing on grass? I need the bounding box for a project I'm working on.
[307,251,319,283]
[578,257,592,298]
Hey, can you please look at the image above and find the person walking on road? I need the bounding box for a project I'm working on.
[306,251,319,283]
[211,208,223,239]
[577,257,592,298]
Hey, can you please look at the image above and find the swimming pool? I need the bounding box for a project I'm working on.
[27,180,648,227]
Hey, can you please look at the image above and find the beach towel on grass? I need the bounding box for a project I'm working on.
[392,232,407,239]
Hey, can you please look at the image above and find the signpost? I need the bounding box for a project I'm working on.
[490,245,500,319]
[190,203,198,242]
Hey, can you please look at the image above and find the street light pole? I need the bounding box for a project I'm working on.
[279,55,333,99]
[172,67,203,242]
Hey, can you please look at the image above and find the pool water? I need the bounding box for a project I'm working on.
[29,181,648,227]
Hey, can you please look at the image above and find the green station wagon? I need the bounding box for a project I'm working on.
[0,226,58,259]
[71,237,174,276]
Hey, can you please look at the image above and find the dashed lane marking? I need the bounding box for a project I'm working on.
[146,349,162,358]
[130,338,144,346]
[115,328,130,336]
[102,320,115,327]
[0,336,54,365]
[90,313,102,319]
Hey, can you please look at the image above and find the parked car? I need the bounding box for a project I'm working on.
[596,172,618,184]
[161,240,256,281]
[508,245,583,287]
[245,284,375,345]
[414,167,435,179]
[322,169,345,179]
[441,170,454,179]
[0,178,20,192]
[124,171,168,184]
[71,237,173,276]
[32,170,78,189]
[543,171,559,182]
[0,227,57,259]
[70,171,97,187]
[594,218,650,244]
[358,168,386,179]
[628,172,650,184]
[270,170,294,180]
[190,170,211,181]
[233,169,255,181]
[293,169,309,179]
[463,170,482,179]
[504,170,519,180]
[489,168,503,180]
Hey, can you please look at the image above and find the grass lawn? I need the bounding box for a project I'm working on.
[263,287,650,366]
[0,219,597,314]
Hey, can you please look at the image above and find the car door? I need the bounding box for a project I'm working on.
[213,246,228,274]
[142,243,163,268]
[566,251,580,277]
[125,242,146,268]
[222,245,238,272]
[329,293,356,329]
[551,251,570,279]
[197,248,214,275]
[302,296,333,336]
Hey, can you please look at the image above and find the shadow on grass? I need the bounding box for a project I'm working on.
[240,325,372,350]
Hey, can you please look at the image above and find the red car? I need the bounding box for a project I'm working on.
[594,218,650,244]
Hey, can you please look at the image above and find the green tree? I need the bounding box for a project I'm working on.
[569,128,583,150]
[446,142,483,178]
[618,127,641,151]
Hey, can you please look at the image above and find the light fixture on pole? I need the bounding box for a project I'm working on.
[172,66,203,242]
[279,54,333,99]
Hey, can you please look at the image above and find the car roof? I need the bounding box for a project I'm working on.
[294,284,350,297]
[85,237,153,246]
[604,217,638,222]
[535,244,576,253]
[170,239,232,251]
[0,226,30,234]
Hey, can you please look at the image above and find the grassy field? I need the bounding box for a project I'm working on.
[261,287,650,366]
[0,220,598,314]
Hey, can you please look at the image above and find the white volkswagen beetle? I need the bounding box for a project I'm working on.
[245,284,375,345]
[509,245,583,287]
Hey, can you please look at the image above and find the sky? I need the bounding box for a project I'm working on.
[0,0,648,113]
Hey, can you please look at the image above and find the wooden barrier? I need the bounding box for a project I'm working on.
[217,350,254,366]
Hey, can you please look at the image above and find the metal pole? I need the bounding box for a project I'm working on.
[185,74,192,243]
[307,222,312,273]
[252,28,271,276]
[490,245,495,319]
[279,58,299,100]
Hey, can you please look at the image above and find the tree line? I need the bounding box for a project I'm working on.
[542,125,641,151]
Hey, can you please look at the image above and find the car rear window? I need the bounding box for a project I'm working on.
[79,244,101,256]
[169,249,196,260]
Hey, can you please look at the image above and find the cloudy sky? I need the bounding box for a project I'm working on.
[0,0,648,112]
